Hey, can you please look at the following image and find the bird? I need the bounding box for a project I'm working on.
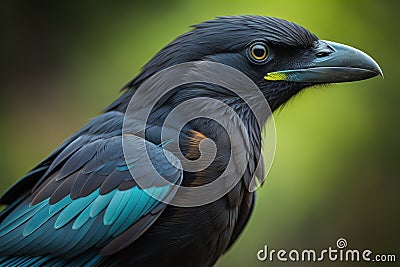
[0,16,382,266]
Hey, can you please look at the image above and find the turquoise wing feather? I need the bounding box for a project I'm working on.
[0,131,182,265]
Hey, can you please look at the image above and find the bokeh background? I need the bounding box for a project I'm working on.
[0,0,398,266]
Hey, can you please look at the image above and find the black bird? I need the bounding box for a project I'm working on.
[0,16,381,266]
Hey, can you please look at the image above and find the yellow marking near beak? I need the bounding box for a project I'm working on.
[264,72,287,81]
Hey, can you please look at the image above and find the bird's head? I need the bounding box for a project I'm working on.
[122,16,382,112]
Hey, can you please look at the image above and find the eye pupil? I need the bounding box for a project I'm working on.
[253,47,265,57]
[250,43,268,62]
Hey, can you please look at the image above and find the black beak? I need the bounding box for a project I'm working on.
[265,40,383,83]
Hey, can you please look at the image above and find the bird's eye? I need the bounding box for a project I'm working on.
[249,42,269,63]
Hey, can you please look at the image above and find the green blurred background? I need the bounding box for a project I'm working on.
[0,0,398,266]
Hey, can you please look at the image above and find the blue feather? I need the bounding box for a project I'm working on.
[0,228,23,252]
[49,195,73,216]
[141,187,158,213]
[84,255,103,266]
[103,189,128,225]
[54,215,95,255]
[5,220,48,254]
[0,201,47,238]
[54,190,97,229]
[8,257,26,266]
[77,216,109,249]
[89,190,116,218]
[31,257,52,267]
[21,218,60,255]
[23,204,53,236]
[72,202,92,230]
[116,165,129,171]
[108,188,138,235]
[113,188,151,236]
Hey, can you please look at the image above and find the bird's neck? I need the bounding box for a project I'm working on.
[105,83,267,144]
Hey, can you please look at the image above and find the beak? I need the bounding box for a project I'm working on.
[265,40,383,83]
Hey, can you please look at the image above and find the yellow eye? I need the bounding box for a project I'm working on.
[250,43,268,62]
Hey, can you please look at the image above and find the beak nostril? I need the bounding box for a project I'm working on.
[315,41,335,58]
[316,51,332,58]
